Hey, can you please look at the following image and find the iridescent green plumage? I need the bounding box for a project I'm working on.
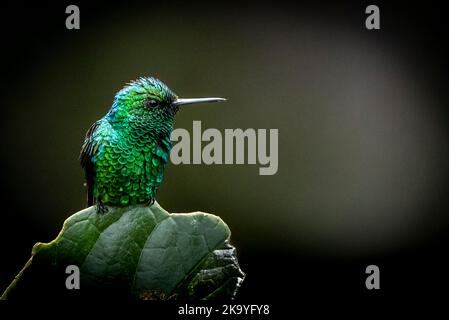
[80,77,178,208]
[80,77,225,211]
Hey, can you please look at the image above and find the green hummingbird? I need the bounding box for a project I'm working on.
[80,77,225,212]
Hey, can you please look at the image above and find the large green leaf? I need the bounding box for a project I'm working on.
[1,202,245,300]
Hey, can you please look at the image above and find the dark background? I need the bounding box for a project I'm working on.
[0,0,448,307]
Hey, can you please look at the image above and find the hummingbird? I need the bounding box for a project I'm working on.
[80,77,225,212]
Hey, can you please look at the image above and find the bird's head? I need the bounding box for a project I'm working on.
[107,77,225,131]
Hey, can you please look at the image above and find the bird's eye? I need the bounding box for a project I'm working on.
[146,99,159,108]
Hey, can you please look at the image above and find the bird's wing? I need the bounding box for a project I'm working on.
[80,120,101,206]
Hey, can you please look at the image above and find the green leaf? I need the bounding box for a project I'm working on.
[1,202,245,300]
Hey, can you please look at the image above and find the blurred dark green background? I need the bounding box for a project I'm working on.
[1,1,448,301]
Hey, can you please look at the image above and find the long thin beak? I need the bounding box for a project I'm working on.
[172,97,226,107]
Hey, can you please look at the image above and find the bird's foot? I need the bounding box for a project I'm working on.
[96,202,109,214]
[146,198,155,207]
